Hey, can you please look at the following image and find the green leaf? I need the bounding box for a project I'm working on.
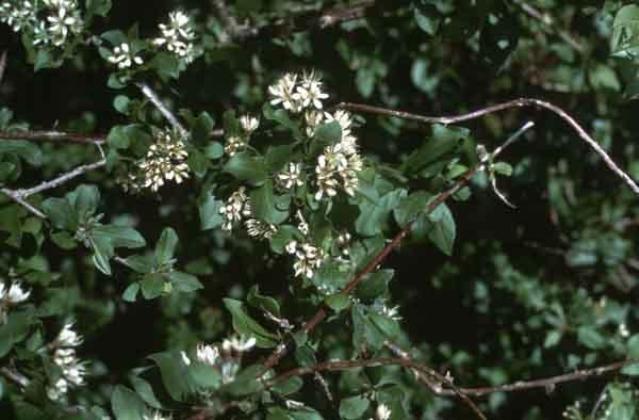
[204,142,224,160]
[68,184,100,222]
[149,53,181,81]
[250,181,290,225]
[356,189,407,236]
[223,152,268,185]
[122,283,140,302]
[110,385,145,420]
[577,326,605,350]
[325,293,350,312]
[149,352,196,402]
[41,198,77,231]
[611,5,639,59]
[424,203,456,256]
[140,273,166,300]
[166,271,203,293]
[339,395,370,420]
[129,376,163,410]
[223,298,277,348]
[627,334,639,358]
[90,236,114,276]
[622,363,639,376]
[393,191,432,227]
[402,125,469,176]
[313,122,342,149]
[122,255,154,274]
[0,140,42,166]
[93,225,146,249]
[191,112,215,145]
[247,286,280,317]
[0,311,34,358]
[356,270,394,302]
[198,193,224,231]
[265,144,297,172]
[155,228,178,265]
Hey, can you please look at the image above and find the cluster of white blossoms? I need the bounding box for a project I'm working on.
[219,186,277,240]
[192,335,256,384]
[106,42,144,70]
[370,404,392,420]
[269,72,329,113]
[0,280,30,321]
[47,323,86,402]
[276,162,304,190]
[285,240,325,279]
[372,299,402,321]
[224,114,260,157]
[313,111,363,200]
[153,10,196,63]
[0,0,83,47]
[135,129,190,192]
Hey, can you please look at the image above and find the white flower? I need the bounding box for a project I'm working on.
[55,323,83,347]
[373,300,402,321]
[374,404,392,420]
[294,71,329,110]
[46,377,69,401]
[276,162,304,190]
[196,343,220,366]
[245,218,278,240]
[619,322,630,338]
[219,187,250,231]
[144,411,172,420]
[224,135,246,157]
[137,129,190,192]
[314,144,362,200]
[6,282,30,304]
[153,10,196,63]
[53,347,86,387]
[180,351,191,366]
[296,210,309,236]
[222,335,257,353]
[239,115,260,133]
[304,110,325,137]
[0,1,36,32]
[107,42,144,70]
[287,241,324,279]
[269,73,302,112]
[45,2,83,47]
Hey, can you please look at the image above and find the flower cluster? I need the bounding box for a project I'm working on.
[276,162,304,190]
[219,187,251,231]
[124,129,190,192]
[0,0,83,47]
[269,72,329,113]
[285,240,325,279]
[224,114,260,157]
[371,404,392,420]
[0,280,30,321]
[106,42,144,70]
[194,335,256,384]
[47,323,86,402]
[153,10,196,63]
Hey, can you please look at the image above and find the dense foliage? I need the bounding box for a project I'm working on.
[1,0,639,419]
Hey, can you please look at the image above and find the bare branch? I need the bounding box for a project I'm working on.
[136,82,188,138]
[16,159,106,198]
[0,51,7,85]
[0,130,106,145]
[0,188,46,218]
[338,98,639,195]
[513,0,585,53]
[437,360,634,397]
[0,366,30,388]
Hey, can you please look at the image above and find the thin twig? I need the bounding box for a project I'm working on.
[136,82,188,138]
[0,188,46,218]
[513,0,585,53]
[0,51,7,85]
[1,159,106,217]
[211,0,252,42]
[16,160,107,198]
[338,98,639,195]
[0,130,106,144]
[260,122,534,375]
[437,360,634,397]
[268,357,486,420]
[0,366,30,388]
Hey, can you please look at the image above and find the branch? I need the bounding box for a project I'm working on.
[1,159,106,218]
[0,130,106,145]
[259,122,534,375]
[338,98,639,195]
[0,366,30,388]
[437,360,634,397]
[268,357,486,420]
[513,0,585,53]
[136,82,188,138]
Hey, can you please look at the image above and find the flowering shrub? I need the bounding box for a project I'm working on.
[2,1,639,419]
